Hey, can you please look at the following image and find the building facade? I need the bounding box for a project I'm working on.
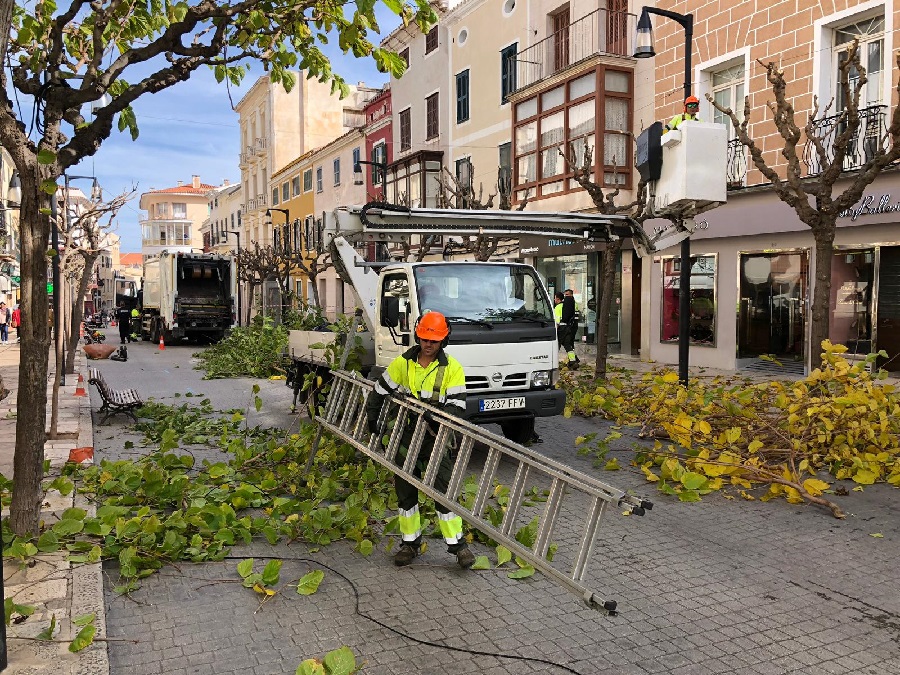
[0,147,20,308]
[639,0,900,373]
[139,176,219,258]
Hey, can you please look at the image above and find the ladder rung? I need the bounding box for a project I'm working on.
[472,448,501,517]
[422,425,453,487]
[500,462,530,537]
[572,497,606,582]
[445,436,474,502]
[534,477,565,558]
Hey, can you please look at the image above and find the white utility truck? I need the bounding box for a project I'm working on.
[140,251,237,344]
[288,203,650,443]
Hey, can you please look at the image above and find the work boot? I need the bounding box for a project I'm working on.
[455,544,475,569]
[394,543,419,566]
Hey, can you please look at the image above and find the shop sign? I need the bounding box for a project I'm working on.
[518,236,598,256]
[838,194,900,221]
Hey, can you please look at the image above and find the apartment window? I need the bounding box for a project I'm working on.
[272,187,279,205]
[292,176,301,197]
[499,142,512,189]
[400,48,410,69]
[455,157,472,192]
[835,16,884,110]
[387,151,443,209]
[352,147,361,170]
[333,158,341,186]
[303,169,313,192]
[316,167,323,192]
[513,66,633,199]
[501,43,518,103]
[712,64,746,136]
[425,26,438,55]
[456,70,470,123]
[281,182,289,202]
[172,203,187,219]
[400,108,411,152]
[426,93,439,140]
[372,142,387,185]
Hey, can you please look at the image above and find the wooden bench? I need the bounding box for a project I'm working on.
[88,367,143,425]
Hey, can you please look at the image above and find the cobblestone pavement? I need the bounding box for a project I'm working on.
[90,337,900,675]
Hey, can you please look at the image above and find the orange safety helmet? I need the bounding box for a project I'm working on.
[685,95,700,106]
[416,311,450,342]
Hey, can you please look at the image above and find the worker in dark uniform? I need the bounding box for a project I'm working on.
[116,303,131,345]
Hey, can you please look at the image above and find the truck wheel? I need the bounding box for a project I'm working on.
[500,418,535,445]
[150,320,159,344]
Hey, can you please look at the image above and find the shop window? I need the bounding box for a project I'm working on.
[829,249,874,357]
[661,254,717,346]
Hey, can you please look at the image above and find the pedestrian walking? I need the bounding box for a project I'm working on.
[365,311,475,569]
[0,302,10,343]
[10,304,20,342]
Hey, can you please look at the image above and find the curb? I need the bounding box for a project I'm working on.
[2,348,109,674]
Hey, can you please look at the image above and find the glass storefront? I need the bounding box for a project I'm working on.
[738,251,807,361]
[535,253,623,352]
[660,254,717,346]
[830,249,874,358]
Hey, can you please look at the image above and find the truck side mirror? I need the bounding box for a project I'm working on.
[381,296,400,327]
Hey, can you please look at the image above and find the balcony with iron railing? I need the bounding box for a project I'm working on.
[256,193,267,208]
[255,137,268,154]
[726,138,747,189]
[515,8,635,92]
[804,104,889,177]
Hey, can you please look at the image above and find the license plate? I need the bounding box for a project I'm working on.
[479,397,526,412]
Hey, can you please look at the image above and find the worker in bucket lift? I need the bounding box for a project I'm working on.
[666,95,701,131]
[365,311,475,569]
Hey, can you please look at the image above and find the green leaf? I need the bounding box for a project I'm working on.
[52,518,85,536]
[72,613,95,627]
[261,559,282,586]
[507,564,535,579]
[495,545,512,567]
[68,624,96,652]
[37,148,57,164]
[37,614,57,639]
[322,646,356,675]
[37,531,60,553]
[358,539,373,556]
[296,569,325,595]
[680,471,708,491]
[471,555,492,570]
[295,660,326,675]
[40,179,59,195]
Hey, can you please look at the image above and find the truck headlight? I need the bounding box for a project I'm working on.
[531,370,551,388]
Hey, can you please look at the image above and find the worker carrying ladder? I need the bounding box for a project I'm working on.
[307,369,653,612]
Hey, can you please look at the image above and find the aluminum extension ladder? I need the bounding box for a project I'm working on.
[307,370,652,612]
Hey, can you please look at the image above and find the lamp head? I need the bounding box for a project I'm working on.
[633,9,656,59]
[7,172,21,206]
[353,163,364,186]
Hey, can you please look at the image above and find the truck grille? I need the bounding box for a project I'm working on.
[465,373,528,392]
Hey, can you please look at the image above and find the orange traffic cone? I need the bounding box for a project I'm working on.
[74,373,87,397]
[159,334,165,350]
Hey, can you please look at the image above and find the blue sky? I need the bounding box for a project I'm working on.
[71,10,401,253]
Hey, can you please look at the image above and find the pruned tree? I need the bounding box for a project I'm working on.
[710,42,900,365]
[560,145,647,379]
[273,223,333,311]
[435,165,526,262]
[0,0,437,535]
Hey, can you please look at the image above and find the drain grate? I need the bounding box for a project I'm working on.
[741,358,805,376]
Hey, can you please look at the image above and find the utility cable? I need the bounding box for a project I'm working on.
[222,554,586,675]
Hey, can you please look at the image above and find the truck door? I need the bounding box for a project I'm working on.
[376,272,412,366]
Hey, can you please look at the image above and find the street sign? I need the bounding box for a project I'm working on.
[47,283,53,294]
[11,276,19,283]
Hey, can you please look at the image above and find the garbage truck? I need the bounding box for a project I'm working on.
[140,251,237,344]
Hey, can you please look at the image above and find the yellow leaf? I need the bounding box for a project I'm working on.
[695,420,712,435]
[802,478,830,497]
[739,490,755,501]
[662,372,679,383]
[852,485,865,492]
[852,469,877,485]
[725,427,741,444]
[640,464,659,483]
[747,440,763,453]
[870,533,884,538]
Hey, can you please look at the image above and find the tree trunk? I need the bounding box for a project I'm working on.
[809,225,836,370]
[309,273,322,309]
[594,240,621,380]
[10,168,53,536]
[67,254,98,372]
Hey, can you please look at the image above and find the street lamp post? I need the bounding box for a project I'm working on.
[353,159,388,196]
[634,6,694,386]
[266,207,291,251]
[224,230,242,326]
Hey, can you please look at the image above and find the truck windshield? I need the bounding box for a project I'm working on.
[414,264,553,323]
